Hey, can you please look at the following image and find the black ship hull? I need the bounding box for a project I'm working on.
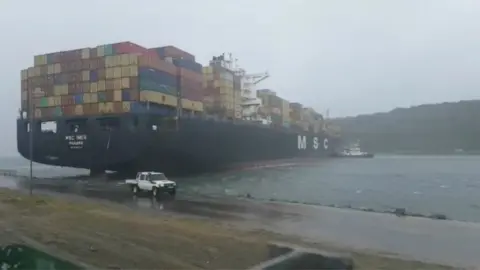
[17,114,340,176]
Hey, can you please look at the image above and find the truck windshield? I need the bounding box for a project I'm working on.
[149,174,166,180]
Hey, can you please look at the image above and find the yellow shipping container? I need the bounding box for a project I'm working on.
[96,45,105,57]
[120,54,130,66]
[98,80,106,92]
[128,54,139,65]
[82,70,90,81]
[98,102,114,114]
[122,101,131,112]
[105,56,115,68]
[47,64,55,75]
[74,105,84,116]
[121,77,130,88]
[52,96,61,106]
[54,63,61,74]
[181,99,204,112]
[113,90,122,102]
[53,84,68,96]
[113,67,122,78]
[202,66,213,74]
[140,90,177,107]
[27,67,40,78]
[90,93,98,103]
[121,65,138,77]
[34,55,47,66]
[106,68,114,79]
[90,82,98,93]
[81,48,90,59]
[83,93,92,103]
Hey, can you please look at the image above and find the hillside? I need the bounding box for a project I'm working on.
[332,100,480,154]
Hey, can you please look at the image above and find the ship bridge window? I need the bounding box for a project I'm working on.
[97,117,120,131]
[41,121,57,133]
[66,119,87,133]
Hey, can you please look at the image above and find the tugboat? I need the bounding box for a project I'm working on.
[334,142,374,158]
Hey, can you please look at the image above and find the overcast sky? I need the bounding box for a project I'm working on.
[1,0,480,155]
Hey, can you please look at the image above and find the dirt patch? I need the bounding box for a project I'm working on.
[0,189,456,270]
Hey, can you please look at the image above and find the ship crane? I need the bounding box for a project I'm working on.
[221,53,271,124]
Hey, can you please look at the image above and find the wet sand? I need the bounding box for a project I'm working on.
[0,177,472,269]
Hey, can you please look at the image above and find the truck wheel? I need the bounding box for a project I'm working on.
[152,187,159,198]
[169,189,176,197]
[132,185,139,195]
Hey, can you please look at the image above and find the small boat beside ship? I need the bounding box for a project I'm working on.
[333,143,374,158]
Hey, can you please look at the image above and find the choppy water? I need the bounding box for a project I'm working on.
[2,155,480,222]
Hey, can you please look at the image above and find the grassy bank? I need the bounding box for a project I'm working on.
[0,188,456,269]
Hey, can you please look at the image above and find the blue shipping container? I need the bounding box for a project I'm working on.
[122,89,131,101]
[74,94,83,104]
[98,92,107,102]
[90,70,98,82]
[173,59,202,73]
[46,53,55,64]
[138,67,177,87]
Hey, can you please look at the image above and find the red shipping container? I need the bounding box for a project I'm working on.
[98,68,106,80]
[62,105,74,116]
[105,80,114,90]
[61,95,75,105]
[112,42,148,54]
[68,72,82,83]
[177,67,202,83]
[105,90,114,101]
[58,49,82,62]
[182,88,203,102]
[113,101,122,113]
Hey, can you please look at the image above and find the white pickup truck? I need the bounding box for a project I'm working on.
[125,171,177,198]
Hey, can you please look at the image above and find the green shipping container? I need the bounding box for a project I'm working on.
[104,44,114,56]
[52,106,63,117]
[39,97,49,107]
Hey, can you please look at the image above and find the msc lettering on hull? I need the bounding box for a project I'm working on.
[65,134,87,150]
[297,135,328,150]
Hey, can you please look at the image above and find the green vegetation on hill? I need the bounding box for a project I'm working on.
[332,100,480,154]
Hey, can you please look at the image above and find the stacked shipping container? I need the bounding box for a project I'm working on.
[151,45,204,115]
[202,65,242,119]
[20,42,204,119]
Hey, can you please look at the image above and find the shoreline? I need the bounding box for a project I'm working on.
[0,188,463,269]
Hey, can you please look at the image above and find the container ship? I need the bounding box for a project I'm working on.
[17,42,341,176]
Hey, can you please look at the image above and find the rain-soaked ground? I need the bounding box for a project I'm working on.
[2,175,480,269]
